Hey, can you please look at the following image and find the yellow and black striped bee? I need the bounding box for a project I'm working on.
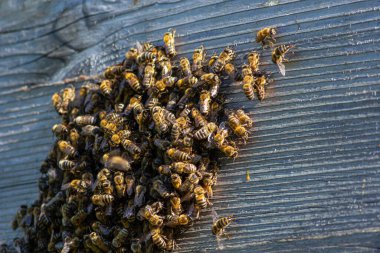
[166,148,192,162]
[192,45,206,74]
[194,122,217,140]
[100,79,114,96]
[254,74,268,101]
[199,90,211,115]
[151,227,167,250]
[125,72,143,93]
[194,186,210,209]
[163,29,176,58]
[256,27,277,47]
[241,65,255,101]
[180,57,192,77]
[212,215,234,237]
[211,47,235,73]
[143,61,156,89]
[235,109,253,128]
[272,44,294,76]
[247,51,260,73]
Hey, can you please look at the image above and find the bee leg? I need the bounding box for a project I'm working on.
[207,199,213,207]
[283,58,289,63]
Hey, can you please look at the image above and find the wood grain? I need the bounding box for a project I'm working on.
[1,0,380,252]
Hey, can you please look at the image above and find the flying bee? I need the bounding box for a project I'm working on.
[171,173,182,190]
[191,107,207,128]
[199,90,211,115]
[163,29,176,57]
[112,228,129,248]
[165,214,192,227]
[143,61,156,89]
[254,74,268,101]
[220,144,238,158]
[194,122,217,140]
[51,92,62,113]
[114,172,126,198]
[105,156,131,172]
[192,45,206,73]
[125,72,143,93]
[152,179,175,198]
[272,44,294,76]
[235,109,253,127]
[153,76,177,93]
[201,73,221,98]
[74,115,96,126]
[57,140,77,157]
[100,79,114,96]
[52,124,68,139]
[247,51,260,73]
[242,74,255,100]
[152,106,169,134]
[122,139,141,159]
[176,76,198,90]
[194,185,211,209]
[158,56,172,78]
[212,214,234,237]
[151,227,167,250]
[167,148,192,162]
[172,162,197,174]
[256,27,277,47]
[211,47,235,73]
[228,113,249,141]
[180,57,192,77]
[91,194,114,207]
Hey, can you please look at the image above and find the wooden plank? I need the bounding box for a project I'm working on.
[1,0,380,252]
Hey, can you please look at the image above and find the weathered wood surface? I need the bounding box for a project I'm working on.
[1,0,380,252]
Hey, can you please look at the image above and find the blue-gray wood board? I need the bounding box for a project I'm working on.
[1,0,380,252]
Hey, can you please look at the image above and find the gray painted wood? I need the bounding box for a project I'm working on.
[1,0,380,252]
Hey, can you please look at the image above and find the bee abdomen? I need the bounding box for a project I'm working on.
[58,160,76,171]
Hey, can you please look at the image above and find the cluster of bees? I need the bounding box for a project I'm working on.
[9,27,293,253]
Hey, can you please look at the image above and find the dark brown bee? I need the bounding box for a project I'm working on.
[163,29,176,58]
[112,228,129,248]
[272,44,294,76]
[256,27,277,47]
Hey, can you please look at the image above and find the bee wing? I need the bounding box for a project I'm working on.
[61,183,71,191]
[219,122,226,130]
[211,207,219,222]
[207,132,215,143]
[277,62,286,76]
[136,41,143,53]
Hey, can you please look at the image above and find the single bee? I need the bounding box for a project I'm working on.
[176,76,198,90]
[60,85,76,115]
[105,156,131,172]
[74,115,96,126]
[171,162,197,174]
[177,88,196,109]
[242,74,255,100]
[208,53,219,68]
[89,232,110,252]
[228,113,249,141]
[235,109,253,128]
[171,173,182,190]
[170,196,183,216]
[114,172,126,198]
[163,29,176,58]
[192,45,206,73]
[125,48,138,62]
[52,124,68,139]
[246,170,251,182]
[165,214,191,227]
[166,91,179,111]
[158,56,172,78]
[100,79,114,96]
[69,128,81,149]
[143,61,156,89]
[256,27,277,47]
[201,73,221,98]
[271,44,294,76]
[224,62,238,80]
[194,185,211,209]
[212,215,234,237]
[57,140,77,157]
[171,116,188,141]
[152,179,175,198]
[202,173,215,197]
[51,92,62,113]
[179,173,199,193]
[199,90,212,115]
[104,65,124,79]
[92,222,113,238]
[145,93,160,111]
[152,106,169,134]
[194,122,217,140]
[112,228,129,248]
[165,229,178,252]
[254,74,268,101]
[125,72,143,93]
[247,51,260,73]
[153,76,177,93]
[191,107,208,128]
[58,159,76,171]
[212,124,228,148]
[151,227,167,250]
[148,213,164,227]
[124,94,143,116]
[122,139,141,159]
[125,175,135,197]
[61,237,80,253]
[136,52,156,64]
[91,194,114,207]
[211,47,235,73]
[81,125,101,136]
[157,164,172,175]
[167,148,192,162]
[180,57,192,77]
[209,100,223,123]
[134,185,146,208]
[220,144,238,158]
[70,209,88,226]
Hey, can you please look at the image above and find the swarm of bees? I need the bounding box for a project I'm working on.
[9,27,294,252]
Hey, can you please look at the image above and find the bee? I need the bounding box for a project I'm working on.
[158,56,172,78]
[58,159,76,171]
[145,94,160,111]
[179,173,199,193]
[151,227,167,250]
[91,194,114,207]
[104,65,124,79]
[125,94,143,116]
[125,175,135,197]
[171,116,189,141]
[212,215,234,237]
[125,48,138,61]
[122,139,141,159]
[209,100,223,123]
[61,237,80,253]
[176,76,198,90]
[167,148,192,162]
[148,213,164,227]
[180,57,192,77]
[57,140,77,157]
[163,29,176,57]
[100,79,114,96]
[170,196,183,216]
[166,91,179,112]
[153,76,177,93]
[242,74,255,100]
[199,90,211,115]
[194,185,211,209]
[165,214,191,227]
[254,74,268,101]
[152,106,169,134]
[69,128,81,149]
[74,115,96,126]
[224,62,238,80]
[220,144,238,158]
[52,124,68,139]
[143,61,155,89]
[235,109,253,128]
[152,179,174,198]
[89,232,110,252]
[60,85,76,114]
[256,27,277,47]
[105,156,131,172]
[192,45,206,73]
[228,113,249,141]
[191,107,207,128]
[70,209,88,226]
[112,228,129,248]
[247,51,260,73]
[114,172,126,198]
[171,174,182,190]
[208,53,219,68]
[177,88,196,109]
[201,174,215,197]
[134,185,146,208]
[157,164,172,175]
[272,44,294,76]
[212,124,228,147]
[81,125,101,137]
[51,92,62,113]
[211,47,235,73]
[125,72,143,93]
[92,222,112,238]
[171,162,197,174]
[165,229,178,252]
[136,52,156,64]
[194,122,217,140]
